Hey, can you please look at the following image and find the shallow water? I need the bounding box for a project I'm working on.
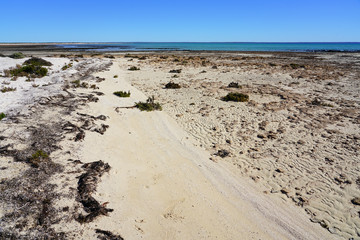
[55,42,360,52]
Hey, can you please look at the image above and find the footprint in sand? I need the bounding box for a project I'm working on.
[163,198,185,222]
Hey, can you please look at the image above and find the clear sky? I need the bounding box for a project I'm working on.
[1,0,359,42]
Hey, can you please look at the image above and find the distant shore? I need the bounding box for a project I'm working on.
[1,42,360,53]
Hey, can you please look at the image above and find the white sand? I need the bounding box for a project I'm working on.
[73,61,333,239]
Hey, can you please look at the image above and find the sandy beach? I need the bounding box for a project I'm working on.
[0,51,359,239]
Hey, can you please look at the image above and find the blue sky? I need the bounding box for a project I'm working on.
[1,0,359,42]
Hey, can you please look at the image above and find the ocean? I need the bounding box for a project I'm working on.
[55,42,360,52]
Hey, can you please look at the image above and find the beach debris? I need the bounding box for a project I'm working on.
[215,149,230,158]
[95,229,124,240]
[351,198,360,205]
[75,130,86,141]
[77,160,113,223]
[169,69,182,73]
[128,66,140,71]
[165,81,181,89]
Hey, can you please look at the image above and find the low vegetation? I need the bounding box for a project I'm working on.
[113,75,118,78]
[289,63,305,69]
[9,52,25,59]
[135,96,162,111]
[29,150,49,167]
[8,64,48,78]
[24,57,52,66]
[165,81,181,89]
[0,112,6,120]
[4,57,51,78]
[1,87,16,93]
[113,91,131,97]
[227,82,241,88]
[62,63,73,70]
[128,66,140,71]
[222,92,249,102]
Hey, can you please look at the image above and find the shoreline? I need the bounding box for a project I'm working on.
[1,43,360,54]
[0,52,359,239]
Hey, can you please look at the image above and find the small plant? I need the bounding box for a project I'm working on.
[222,92,249,102]
[135,96,162,111]
[171,74,179,78]
[289,63,305,69]
[113,91,131,97]
[29,150,49,167]
[169,69,181,73]
[62,63,73,70]
[227,82,241,88]
[165,81,181,89]
[128,66,140,71]
[71,80,80,88]
[9,52,25,59]
[113,75,118,78]
[1,87,16,93]
[0,112,6,120]
[138,56,147,60]
[24,57,52,66]
[80,82,89,88]
[90,84,98,89]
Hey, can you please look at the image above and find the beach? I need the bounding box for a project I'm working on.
[0,50,359,239]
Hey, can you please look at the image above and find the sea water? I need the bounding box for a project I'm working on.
[56,42,360,52]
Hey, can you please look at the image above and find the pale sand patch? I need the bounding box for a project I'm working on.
[75,61,333,239]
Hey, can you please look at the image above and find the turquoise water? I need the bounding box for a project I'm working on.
[57,42,360,52]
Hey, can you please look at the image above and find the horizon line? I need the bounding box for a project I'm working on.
[1,41,360,44]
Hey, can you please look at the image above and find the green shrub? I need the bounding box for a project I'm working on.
[1,87,16,93]
[135,96,162,111]
[114,75,118,78]
[113,91,130,97]
[169,69,181,73]
[222,92,249,102]
[9,52,25,59]
[8,64,48,78]
[165,81,181,89]
[128,66,140,71]
[62,63,73,70]
[0,112,6,120]
[172,74,179,78]
[24,57,52,66]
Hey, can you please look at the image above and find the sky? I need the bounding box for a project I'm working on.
[0,0,359,42]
